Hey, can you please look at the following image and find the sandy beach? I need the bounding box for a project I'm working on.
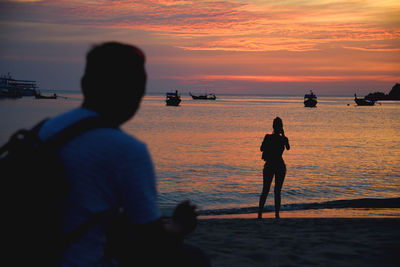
[186,217,400,267]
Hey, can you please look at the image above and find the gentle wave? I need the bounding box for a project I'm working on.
[197,197,400,215]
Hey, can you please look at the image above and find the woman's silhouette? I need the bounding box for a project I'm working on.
[258,117,290,219]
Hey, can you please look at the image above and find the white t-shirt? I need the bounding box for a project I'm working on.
[39,107,161,266]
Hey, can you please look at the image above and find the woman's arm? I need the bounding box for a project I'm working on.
[260,135,268,152]
[284,137,290,150]
[281,130,290,150]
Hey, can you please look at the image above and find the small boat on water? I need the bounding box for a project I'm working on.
[304,90,317,107]
[166,90,181,106]
[189,92,216,100]
[35,91,57,99]
[354,94,375,106]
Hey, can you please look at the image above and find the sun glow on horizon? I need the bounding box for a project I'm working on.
[170,74,398,83]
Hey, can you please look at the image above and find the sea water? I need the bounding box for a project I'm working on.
[1,93,399,216]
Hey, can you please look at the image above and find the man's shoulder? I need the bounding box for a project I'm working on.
[39,107,100,140]
[89,127,145,150]
[39,107,146,152]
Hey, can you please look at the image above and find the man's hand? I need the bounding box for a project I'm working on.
[172,200,198,235]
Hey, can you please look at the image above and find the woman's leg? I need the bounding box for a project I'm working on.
[258,164,274,219]
[273,164,286,218]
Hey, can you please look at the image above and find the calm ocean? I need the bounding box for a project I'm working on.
[1,93,399,216]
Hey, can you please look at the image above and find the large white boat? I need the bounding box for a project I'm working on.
[0,73,38,98]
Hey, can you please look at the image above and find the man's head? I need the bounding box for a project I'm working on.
[81,42,147,124]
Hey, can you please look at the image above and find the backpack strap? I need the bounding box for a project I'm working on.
[41,116,118,150]
[1,117,115,159]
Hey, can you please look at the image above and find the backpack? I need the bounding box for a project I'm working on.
[0,116,115,266]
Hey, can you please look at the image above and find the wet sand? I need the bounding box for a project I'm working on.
[186,217,400,267]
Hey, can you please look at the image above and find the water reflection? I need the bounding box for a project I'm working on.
[127,95,400,211]
[1,94,399,212]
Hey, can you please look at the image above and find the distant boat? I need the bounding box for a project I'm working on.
[0,73,37,98]
[166,90,181,106]
[35,91,57,99]
[189,92,216,100]
[304,90,317,107]
[354,94,375,106]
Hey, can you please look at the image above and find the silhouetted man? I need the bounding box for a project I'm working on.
[38,42,210,266]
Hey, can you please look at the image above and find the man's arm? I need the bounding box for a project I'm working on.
[125,200,197,243]
[114,140,197,243]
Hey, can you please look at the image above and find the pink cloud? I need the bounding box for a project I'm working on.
[2,0,399,52]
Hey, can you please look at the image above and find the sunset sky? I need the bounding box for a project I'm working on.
[0,0,399,95]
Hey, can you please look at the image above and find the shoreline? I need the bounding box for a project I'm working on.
[186,217,400,266]
[199,207,400,219]
[159,197,400,219]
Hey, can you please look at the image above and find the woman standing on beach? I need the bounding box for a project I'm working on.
[258,117,290,219]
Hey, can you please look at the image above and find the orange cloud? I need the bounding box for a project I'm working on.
[342,46,400,52]
[5,0,41,2]
[1,0,399,94]
[2,0,399,52]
